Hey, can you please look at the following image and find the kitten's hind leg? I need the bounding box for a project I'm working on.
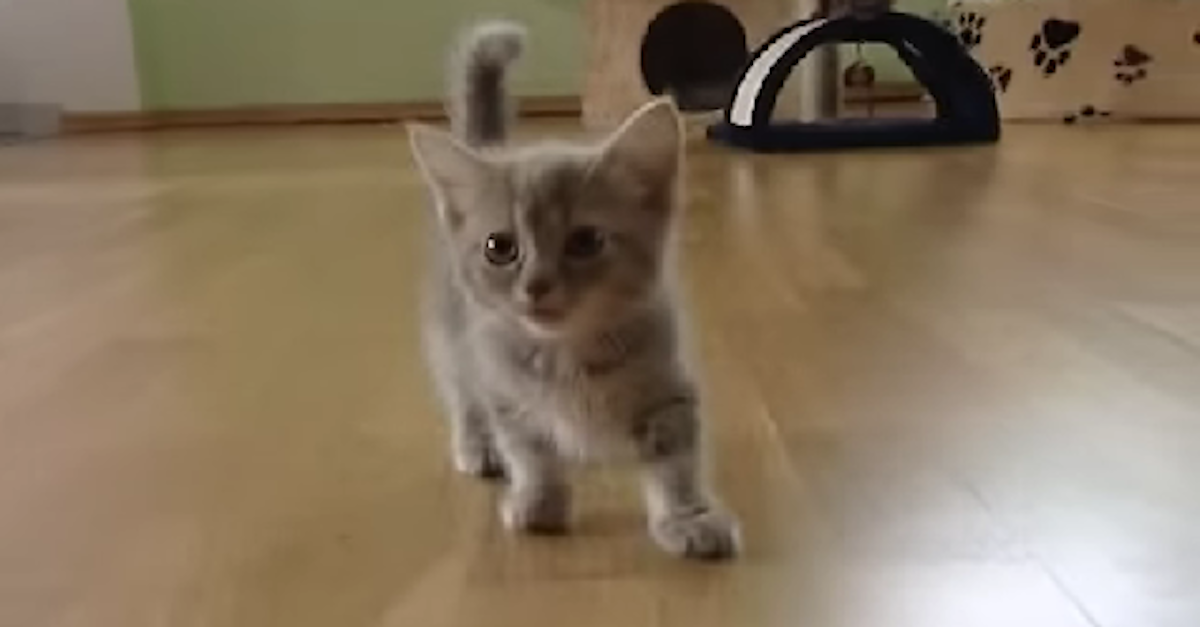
[634,398,740,560]
[449,401,505,480]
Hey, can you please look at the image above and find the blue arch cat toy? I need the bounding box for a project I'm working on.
[708,12,1001,152]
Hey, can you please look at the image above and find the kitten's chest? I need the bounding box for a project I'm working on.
[491,346,634,415]
[481,342,643,455]
[534,380,635,460]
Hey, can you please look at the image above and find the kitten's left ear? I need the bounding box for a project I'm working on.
[408,124,497,229]
[409,123,492,188]
[594,98,683,193]
[408,120,492,190]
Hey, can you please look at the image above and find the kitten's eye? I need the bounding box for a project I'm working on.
[564,226,606,260]
[484,233,519,266]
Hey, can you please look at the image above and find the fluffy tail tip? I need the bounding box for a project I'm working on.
[459,20,526,69]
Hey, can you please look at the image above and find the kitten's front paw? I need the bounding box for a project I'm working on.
[501,485,570,535]
[452,437,505,481]
[651,507,741,560]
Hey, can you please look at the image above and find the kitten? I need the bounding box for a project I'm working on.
[408,20,740,560]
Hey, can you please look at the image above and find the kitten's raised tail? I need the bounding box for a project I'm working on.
[448,20,526,148]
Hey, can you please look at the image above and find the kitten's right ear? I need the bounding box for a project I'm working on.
[408,124,493,226]
[593,98,683,199]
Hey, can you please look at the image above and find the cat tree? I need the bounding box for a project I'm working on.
[582,0,832,128]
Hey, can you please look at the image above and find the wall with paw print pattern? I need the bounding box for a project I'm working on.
[951,0,1200,122]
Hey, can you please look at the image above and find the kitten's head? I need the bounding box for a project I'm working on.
[409,99,683,338]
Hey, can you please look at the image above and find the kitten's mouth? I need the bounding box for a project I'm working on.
[519,305,570,334]
[526,306,566,324]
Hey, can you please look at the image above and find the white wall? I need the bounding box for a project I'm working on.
[0,1,26,105]
[0,0,141,111]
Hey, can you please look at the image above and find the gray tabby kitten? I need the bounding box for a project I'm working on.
[408,21,739,560]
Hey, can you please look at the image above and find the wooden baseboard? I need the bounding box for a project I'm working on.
[63,85,922,134]
[63,96,582,134]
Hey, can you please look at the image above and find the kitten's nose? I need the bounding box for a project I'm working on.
[522,277,554,302]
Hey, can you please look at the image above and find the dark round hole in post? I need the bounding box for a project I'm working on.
[640,1,749,112]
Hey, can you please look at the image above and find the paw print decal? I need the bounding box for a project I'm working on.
[1030,18,1082,77]
[1194,31,1199,45]
[1114,45,1152,86]
[1063,104,1111,125]
[956,12,987,49]
[987,65,1013,93]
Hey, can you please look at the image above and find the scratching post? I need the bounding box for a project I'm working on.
[583,0,826,129]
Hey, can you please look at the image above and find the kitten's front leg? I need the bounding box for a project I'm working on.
[634,397,740,560]
[491,420,571,534]
[424,326,503,480]
[449,402,505,480]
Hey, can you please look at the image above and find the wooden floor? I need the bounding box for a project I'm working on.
[1,121,1199,627]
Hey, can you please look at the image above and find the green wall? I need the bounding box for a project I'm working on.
[129,0,583,110]
[128,0,946,111]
